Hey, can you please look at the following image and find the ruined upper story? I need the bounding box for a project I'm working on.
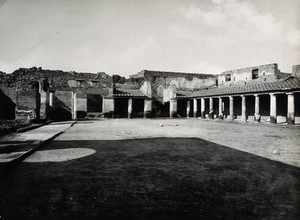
[130,70,217,91]
[0,67,113,92]
[217,63,293,87]
[1,63,299,97]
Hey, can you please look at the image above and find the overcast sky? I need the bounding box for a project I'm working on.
[0,0,299,76]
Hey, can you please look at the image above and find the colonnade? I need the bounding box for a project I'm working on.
[69,91,296,124]
[71,94,153,119]
[189,92,296,124]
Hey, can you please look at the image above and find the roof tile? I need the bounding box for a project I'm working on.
[114,88,146,97]
[189,77,300,98]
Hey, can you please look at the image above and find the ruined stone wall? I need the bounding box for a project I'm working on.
[218,63,280,87]
[292,65,300,77]
[0,67,113,120]
[130,70,217,100]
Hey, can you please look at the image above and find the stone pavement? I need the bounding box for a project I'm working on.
[0,121,75,163]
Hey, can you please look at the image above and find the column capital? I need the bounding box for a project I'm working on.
[269,93,275,96]
[254,94,259,97]
[240,95,245,98]
[229,96,234,100]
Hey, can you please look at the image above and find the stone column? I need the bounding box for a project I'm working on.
[49,92,54,107]
[193,99,198,118]
[218,97,223,119]
[229,96,234,120]
[128,98,133,118]
[169,99,177,118]
[287,92,295,124]
[254,94,260,122]
[39,90,47,119]
[144,99,152,118]
[72,91,77,120]
[270,93,277,123]
[241,95,246,122]
[201,98,205,119]
[186,100,191,118]
[209,98,213,119]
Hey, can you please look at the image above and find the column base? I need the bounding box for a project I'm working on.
[144,111,152,118]
[241,116,247,122]
[201,111,205,119]
[170,111,177,118]
[287,118,295,125]
[128,113,132,119]
[270,116,277,123]
[228,115,234,121]
[209,113,214,119]
[193,112,197,118]
[254,114,260,122]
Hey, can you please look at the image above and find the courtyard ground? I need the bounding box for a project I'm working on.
[0,119,299,219]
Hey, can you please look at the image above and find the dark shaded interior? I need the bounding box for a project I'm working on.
[260,95,270,116]
[132,98,144,118]
[153,101,169,117]
[114,98,128,118]
[223,97,229,117]
[295,93,300,117]
[196,99,201,117]
[204,98,209,114]
[87,94,102,113]
[213,98,219,115]
[52,96,72,120]
[246,95,255,117]
[277,94,287,117]
[233,96,242,117]
[177,100,187,117]
[0,89,16,120]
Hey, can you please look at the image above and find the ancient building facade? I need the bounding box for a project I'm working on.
[1,63,300,125]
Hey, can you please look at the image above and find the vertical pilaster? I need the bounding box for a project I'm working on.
[103,97,114,118]
[241,95,246,122]
[209,98,213,119]
[229,96,234,120]
[270,93,277,123]
[144,99,152,118]
[201,98,205,119]
[218,97,223,119]
[193,99,197,118]
[128,98,133,118]
[254,94,260,122]
[287,92,295,124]
[186,100,191,118]
[170,99,177,118]
[72,91,77,120]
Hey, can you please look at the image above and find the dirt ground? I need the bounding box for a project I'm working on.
[0,119,299,219]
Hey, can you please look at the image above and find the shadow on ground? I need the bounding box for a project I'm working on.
[0,138,299,220]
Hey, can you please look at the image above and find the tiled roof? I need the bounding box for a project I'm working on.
[189,77,300,98]
[177,90,193,98]
[114,88,146,97]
